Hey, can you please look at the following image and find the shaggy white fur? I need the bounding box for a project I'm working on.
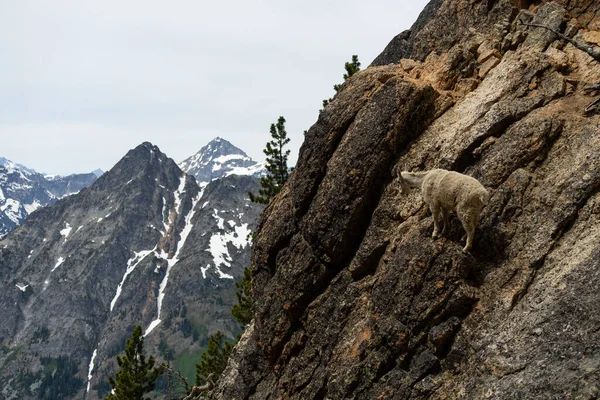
[397,168,489,252]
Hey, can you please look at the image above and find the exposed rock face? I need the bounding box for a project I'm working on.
[0,142,263,399]
[215,1,600,399]
[0,157,97,237]
[371,0,444,66]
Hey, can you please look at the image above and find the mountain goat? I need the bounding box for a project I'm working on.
[396,168,489,252]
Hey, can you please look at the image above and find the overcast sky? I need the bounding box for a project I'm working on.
[0,0,429,175]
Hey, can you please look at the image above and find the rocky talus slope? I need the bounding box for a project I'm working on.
[0,142,263,399]
[215,1,600,399]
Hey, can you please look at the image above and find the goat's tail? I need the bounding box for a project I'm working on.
[478,190,490,206]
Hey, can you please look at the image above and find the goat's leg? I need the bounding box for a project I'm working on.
[458,206,476,252]
[430,205,441,239]
[441,208,450,235]
[462,222,475,252]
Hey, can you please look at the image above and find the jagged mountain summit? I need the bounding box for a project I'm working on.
[0,142,263,399]
[91,168,104,177]
[0,157,37,175]
[178,137,265,184]
[0,157,97,237]
[213,1,600,399]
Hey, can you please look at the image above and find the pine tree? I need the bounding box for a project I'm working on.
[337,55,361,89]
[105,325,165,400]
[322,55,361,109]
[231,267,252,327]
[248,116,291,204]
[194,331,234,386]
[192,267,254,389]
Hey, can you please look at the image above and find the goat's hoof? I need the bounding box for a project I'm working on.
[432,234,439,240]
[462,246,471,253]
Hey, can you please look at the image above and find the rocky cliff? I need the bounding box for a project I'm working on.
[0,142,263,399]
[215,1,600,398]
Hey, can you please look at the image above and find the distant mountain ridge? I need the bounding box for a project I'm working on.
[0,141,264,399]
[179,137,265,184]
[0,137,264,238]
[0,157,98,237]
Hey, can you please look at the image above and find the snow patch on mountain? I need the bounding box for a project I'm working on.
[205,222,251,280]
[15,283,29,292]
[146,188,203,336]
[213,153,250,164]
[161,196,169,232]
[23,200,42,214]
[110,249,156,312]
[60,222,72,240]
[223,163,265,178]
[213,209,225,229]
[1,199,23,224]
[173,175,187,214]
[86,347,98,393]
[51,257,65,272]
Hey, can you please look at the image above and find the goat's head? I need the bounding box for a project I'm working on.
[394,166,411,195]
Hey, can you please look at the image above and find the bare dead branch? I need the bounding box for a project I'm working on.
[520,22,600,114]
[584,83,600,92]
[520,22,600,62]
[163,366,191,394]
[585,97,600,113]
[181,374,215,400]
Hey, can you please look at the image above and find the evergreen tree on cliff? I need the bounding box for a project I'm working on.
[334,55,361,92]
[194,267,254,387]
[322,55,361,109]
[105,325,164,400]
[195,331,234,386]
[248,116,291,204]
[231,266,253,327]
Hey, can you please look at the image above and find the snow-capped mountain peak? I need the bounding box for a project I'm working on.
[178,137,265,185]
[0,157,37,175]
[0,157,98,237]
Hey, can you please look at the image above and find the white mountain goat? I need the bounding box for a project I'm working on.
[396,168,489,252]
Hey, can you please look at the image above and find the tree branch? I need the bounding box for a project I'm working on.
[520,22,600,113]
[163,365,191,394]
[584,83,600,92]
[585,97,600,113]
[181,374,215,400]
[520,22,600,62]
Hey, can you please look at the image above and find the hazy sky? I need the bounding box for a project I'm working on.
[0,0,429,175]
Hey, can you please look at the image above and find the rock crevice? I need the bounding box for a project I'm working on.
[216,1,600,398]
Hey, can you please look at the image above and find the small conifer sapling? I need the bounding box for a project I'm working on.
[105,325,165,400]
